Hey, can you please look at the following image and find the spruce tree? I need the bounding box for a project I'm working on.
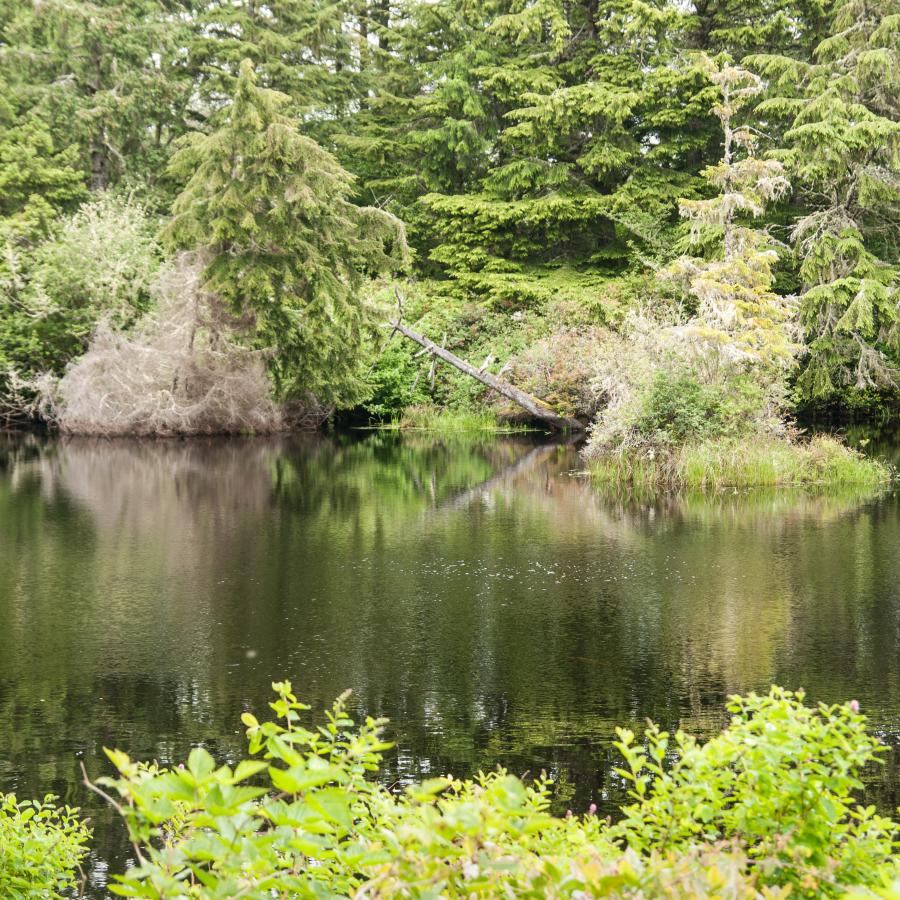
[689,0,828,57]
[750,0,900,401]
[410,0,726,305]
[165,60,408,406]
[2,0,193,195]
[185,0,364,132]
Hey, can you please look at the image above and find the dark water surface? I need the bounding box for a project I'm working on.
[1,431,899,894]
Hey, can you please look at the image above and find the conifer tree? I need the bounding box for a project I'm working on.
[667,58,795,377]
[750,0,900,400]
[165,60,408,406]
[0,115,86,245]
[337,0,513,254]
[186,0,364,132]
[1,0,192,195]
[690,0,828,57]
[410,0,726,305]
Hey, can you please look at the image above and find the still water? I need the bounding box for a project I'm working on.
[1,431,899,894]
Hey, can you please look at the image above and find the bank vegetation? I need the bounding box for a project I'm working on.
[1,0,896,483]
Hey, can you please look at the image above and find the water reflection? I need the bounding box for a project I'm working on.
[0,431,898,894]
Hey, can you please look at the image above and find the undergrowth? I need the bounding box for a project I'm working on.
[588,435,892,490]
[382,405,532,434]
[7,685,900,896]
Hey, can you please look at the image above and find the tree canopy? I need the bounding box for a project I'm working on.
[0,0,897,418]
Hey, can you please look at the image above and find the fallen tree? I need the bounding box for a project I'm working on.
[386,314,584,433]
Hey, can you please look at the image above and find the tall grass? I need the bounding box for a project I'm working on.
[383,405,531,434]
[588,435,891,490]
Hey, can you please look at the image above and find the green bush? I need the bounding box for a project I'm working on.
[0,793,90,898]
[79,683,899,898]
[1,193,162,411]
[612,689,896,891]
[386,405,527,433]
[589,435,891,490]
[632,371,765,446]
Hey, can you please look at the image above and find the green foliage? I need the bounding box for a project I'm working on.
[589,434,891,489]
[404,0,718,298]
[0,194,162,407]
[165,60,408,407]
[386,405,527,433]
[0,793,90,898]
[0,117,86,245]
[631,371,761,446]
[1,0,193,197]
[749,0,900,402]
[185,0,363,128]
[612,688,896,891]
[82,683,899,897]
[0,0,896,421]
[587,64,798,463]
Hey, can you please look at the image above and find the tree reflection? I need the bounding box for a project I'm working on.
[0,431,897,894]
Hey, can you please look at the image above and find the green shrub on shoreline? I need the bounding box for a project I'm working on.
[588,435,892,491]
[1,685,884,897]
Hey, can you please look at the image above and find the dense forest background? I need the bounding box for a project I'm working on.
[1,0,897,431]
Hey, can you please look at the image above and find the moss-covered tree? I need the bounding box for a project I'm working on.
[667,58,795,377]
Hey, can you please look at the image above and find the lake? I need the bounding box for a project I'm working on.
[1,430,899,895]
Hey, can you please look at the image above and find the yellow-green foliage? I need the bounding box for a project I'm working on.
[0,793,90,897]
[78,684,898,897]
[589,435,891,490]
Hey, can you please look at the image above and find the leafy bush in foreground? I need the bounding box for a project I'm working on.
[78,685,899,898]
[0,793,89,898]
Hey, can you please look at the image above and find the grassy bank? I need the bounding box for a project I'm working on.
[588,435,892,491]
[381,405,531,434]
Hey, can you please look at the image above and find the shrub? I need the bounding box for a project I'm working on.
[1,194,162,416]
[23,193,161,333]
[631,372,728,445]
[389,405,525,433]
[505,327,608,421]
[612,688,896,893]
[85,683,898,898]
[36,254,286,435]
[0,793,90,898]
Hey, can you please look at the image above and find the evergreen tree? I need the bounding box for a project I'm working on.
[667,58,795,377]
[750,0,900,401]
[185,0,365,132]
[690,0,828,57]
[1,0,193,195]
[334,0,513,259]
[408,0,724,306]
[165,60,408,406]
[0,115,86,245]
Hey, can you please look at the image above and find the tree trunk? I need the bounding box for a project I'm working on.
[389,320,584,433]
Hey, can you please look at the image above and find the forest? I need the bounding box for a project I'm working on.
[0,0,897,478]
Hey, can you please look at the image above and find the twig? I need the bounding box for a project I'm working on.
[80,760,148,867]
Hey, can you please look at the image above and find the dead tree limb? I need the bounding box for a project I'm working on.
[386,318,584,433]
